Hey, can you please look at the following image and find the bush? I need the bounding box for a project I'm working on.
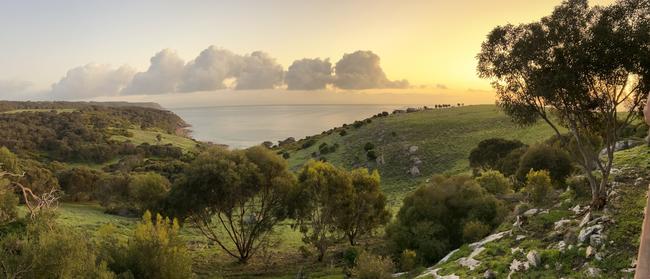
[400,249,418,272]
[301,138,317,149]
[366,150,377,161]
[282,151,290,159]
[129,172,171,212]
[516,144,573,186]
[0,182,18,225]
[469,138,525,171]
[351,251,394,279]
[99,211,193,279]
[0,215,114,279]
[476,170,512,195]
[57,167,103,201]
[462,220,491,243]
[386,175,507,264]
[525,170,553,204]
[364,142,375,151]
[340,129,348,136]
[566,174,600,199]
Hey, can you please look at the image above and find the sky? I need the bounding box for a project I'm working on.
[0,0,614,108]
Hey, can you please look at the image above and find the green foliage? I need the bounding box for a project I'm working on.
[364,142,375,151]
[525,170,553,205]
[476,170,512,195]
[366,150,377,161]
[168,146,295,263]
[339,129,348,136]
[516,144,573,186]
[57,167,103,201]
[399,249,418,272]
[338,168,391,245]
[294,160,353,261]
[0,214,114,279]
[462,220,491,243]
[351,250,394,279]
[566,174,599,199]
[0,147,18,225]
[98,211,193,279]
[129,172,171,212]
[469,138,525,172]
[17,159,60,195]
[386,175,506,264]
[301,138,317,149]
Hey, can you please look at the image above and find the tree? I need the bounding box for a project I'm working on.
[515,144,573,186]
[469,138,525,173]
[525,170,553,205]
[0,148,18,225]
[293,161,353,261]
[336,168,391,246]
[98,211,193,279]
[57,167,103,202]
[129,172,171,212]
[167,146,295,264]
[386,175,506,264]
[477,0,650,208]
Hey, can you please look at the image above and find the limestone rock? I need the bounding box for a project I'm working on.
[578,224,603,243]
[527,250,540,267]
[409,145,419,154]
[579,212,591,228]
[483,269,496,279]
[523,208,539,217]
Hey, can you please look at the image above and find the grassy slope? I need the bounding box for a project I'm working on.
[423,145,650,278]
[111,128,198,151]
[286,105,559,197]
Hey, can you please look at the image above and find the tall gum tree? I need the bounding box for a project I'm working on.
[477,0,650,208]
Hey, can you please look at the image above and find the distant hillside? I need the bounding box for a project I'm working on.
[0,100,165,111]
[282,105,562,196]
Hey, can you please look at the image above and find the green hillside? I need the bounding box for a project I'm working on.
[284,105,561,196]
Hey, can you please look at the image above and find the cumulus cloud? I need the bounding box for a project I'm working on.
[235,51,284,90]
[178,46,243,92]
[50,64,134,99]
[285,58,333,90]
[334,50,409,90]
[122,49,185,95]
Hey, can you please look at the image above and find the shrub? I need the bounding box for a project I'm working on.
[0,182,18,225]
[129,172,171,212]
[57,167,103,201]
[525,170,553,204]
[0,215,114,279]
[462,220,491,243]
[469,138,525,172]
[99,211,193,279]
[343,246,361,267]
[400,249,418,272]
[340,129,348,136]
[386,175,507,264]
[301,138,317,149]
[476,170,512,195]
[516,144,573,186]
[351,251,394,279]
[364,142,375,151]
[282,151,290,159]
[566,174,600,199]
[366,150,377,161]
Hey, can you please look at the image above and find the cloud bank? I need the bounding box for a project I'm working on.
[51,64,134,99]
[285,58,333,90]
[47,47,410,99]
[334,51,409,90]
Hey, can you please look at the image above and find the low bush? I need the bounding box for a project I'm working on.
[352,250,394,279]
[462,220,491,243]
[476,170,512,195]
[525,170,553,205]
[400,249,418,272]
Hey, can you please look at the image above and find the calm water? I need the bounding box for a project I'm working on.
[171,104,408,148]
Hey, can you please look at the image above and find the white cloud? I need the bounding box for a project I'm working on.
[122,49,185,95]
[334,50,409,89]
[285,58,333,90]
[50,64,134,100]
[235,51,284,90]
[178,46,243,92]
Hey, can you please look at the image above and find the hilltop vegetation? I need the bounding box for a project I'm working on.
[281,105,560,195]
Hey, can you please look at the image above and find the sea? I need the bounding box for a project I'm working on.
[171,104,409,148]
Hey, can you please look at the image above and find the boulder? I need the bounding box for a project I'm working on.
[554,219,571,231]
[578,224,603,243]
[483,270,496,279]
[523,208,539,217]
[589,234,603,247]
[527,250,540,267]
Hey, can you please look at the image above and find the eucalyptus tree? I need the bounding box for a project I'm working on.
[168,146,296,264]
[477,0,650,208]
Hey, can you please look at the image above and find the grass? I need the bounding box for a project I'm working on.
[44,203,346,278]
[284,105,560,198]
[111,128,199,151]
[1,108,77,114]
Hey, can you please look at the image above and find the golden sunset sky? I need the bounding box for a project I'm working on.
[0,0,615,106]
